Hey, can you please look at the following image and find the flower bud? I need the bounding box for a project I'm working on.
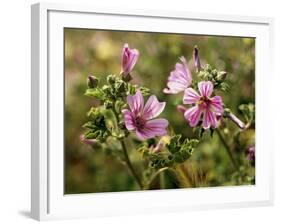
[193,45,201,72]
[151,136,170,153]
[120,43,139,78]
[107,75,116,85]
[247,146,255,165]
[80,134,99,146]
[104,100,113,109]
[87,75,99,88]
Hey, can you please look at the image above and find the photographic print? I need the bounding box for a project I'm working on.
[64,29,255,194]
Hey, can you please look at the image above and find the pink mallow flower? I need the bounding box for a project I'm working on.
[163,56,192,94]
[121,43,139,76]
[183,81,223,129]
[122,90,169,140]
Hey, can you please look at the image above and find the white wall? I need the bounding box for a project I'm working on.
[0,0,279,223]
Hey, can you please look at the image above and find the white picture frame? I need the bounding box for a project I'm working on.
[31,2,274,221]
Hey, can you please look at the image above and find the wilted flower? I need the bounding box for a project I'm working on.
[122,90,169,140]
[150,136,170,153]
[247,146,255,164]
[80,134,99,146]
[193,46,201,72]
[183,81,223,129]
[120,43,139,77]
[163,56,192,94]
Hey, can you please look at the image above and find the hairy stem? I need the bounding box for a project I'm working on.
[111,106,143,189]
[216,129,239,172]
[120,139,143,189]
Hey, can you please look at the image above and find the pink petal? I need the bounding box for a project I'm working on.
[122,109,136,130]
[125,49,139,73]
[121,43,129,71]
[198,81,213,98]
[177,105,187,114]
[184,106,202,127]
[203,109,218,129]
[136,118,168,140]
[183,88,201,104]
[163,80,187,94]
[142,95,166,120]
[163,88,178,94]
[176,56,192,84]
[127,90,144,115]
[210,95,224,114]
[121,43,139,74]
[163,57,192,94]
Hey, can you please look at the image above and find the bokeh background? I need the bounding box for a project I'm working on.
[64,28,255,194]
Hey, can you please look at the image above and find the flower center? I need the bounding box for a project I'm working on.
[198,96,211,109]
[135,116,146,129]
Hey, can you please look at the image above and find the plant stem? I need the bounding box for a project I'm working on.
[160,172,165,189]
[111,106,143,189]
[145,167,169,189]
[215,129,239,172]
[120,139,143,189]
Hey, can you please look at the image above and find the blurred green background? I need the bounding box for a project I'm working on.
[64,28,255,194]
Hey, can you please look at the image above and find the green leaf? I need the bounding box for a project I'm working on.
[84,88,105,100]
[167,135,181,154]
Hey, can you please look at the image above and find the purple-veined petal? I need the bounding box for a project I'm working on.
[122,109,136,130]
[136,129,154,140]
[164,80,188,94]
[163,57,192,94]
[209,95,224,114]
[136,118,168,140]
[121,43,129,71]
[142,95,166,120]
[183,88,201,105]
[178,56,192,84]
[127,90,144,115]
[184,106,202,127]
[124,49,139,74]
[198,81,214,98]
[202,109,218,129]
[168,69,190,84]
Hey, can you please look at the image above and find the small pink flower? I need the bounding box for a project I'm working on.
[163,56,192,94]
[121,43,139,76]
[122,90,169,140]
[183,81,223,129]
